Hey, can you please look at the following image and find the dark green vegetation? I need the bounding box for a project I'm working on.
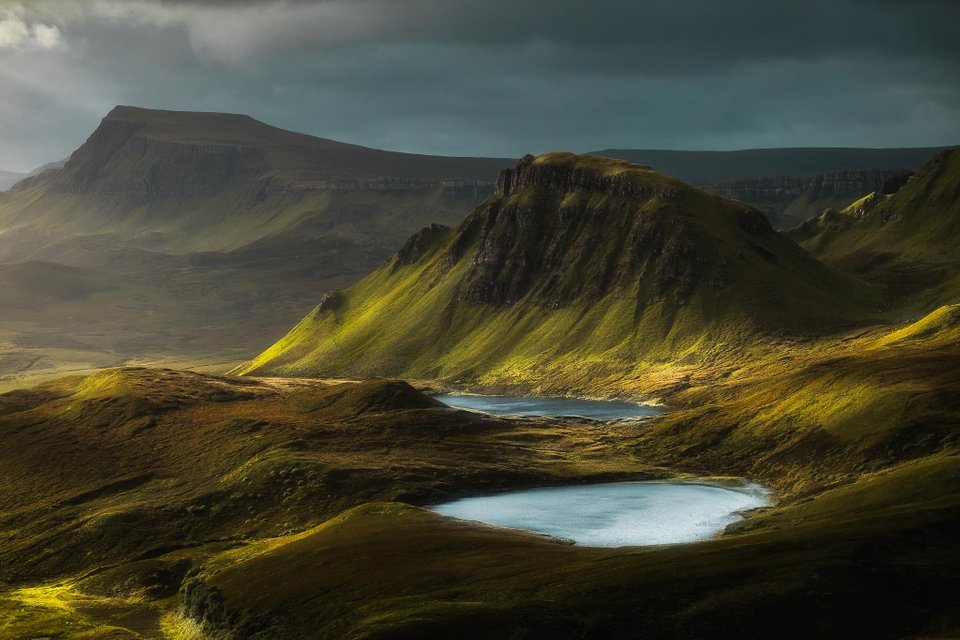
[0,107,511,387]
[0,368,669,638]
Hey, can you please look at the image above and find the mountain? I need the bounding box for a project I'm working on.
[595,147,952,229]
[791,148,960,306]
[0,106,512,386]
[237,152,870,392]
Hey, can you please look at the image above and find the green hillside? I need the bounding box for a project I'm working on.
[791,148,960,306]
[238,152,873,394]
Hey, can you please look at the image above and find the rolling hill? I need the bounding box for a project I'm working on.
[237,152,873,394]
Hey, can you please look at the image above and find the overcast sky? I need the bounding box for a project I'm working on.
[0,0,958,171]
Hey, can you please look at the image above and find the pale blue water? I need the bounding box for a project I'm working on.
[436,394,660,420]
[431,481,772,547]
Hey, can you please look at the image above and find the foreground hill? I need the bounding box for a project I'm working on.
[1,303,958,638]
[791,148,960,306]
[0,107,511,385]
[238,152,870,393]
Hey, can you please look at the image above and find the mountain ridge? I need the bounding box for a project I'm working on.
[237,152,872,393]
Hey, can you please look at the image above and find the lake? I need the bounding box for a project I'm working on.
[435,393,661,420]
[431,481,772,547]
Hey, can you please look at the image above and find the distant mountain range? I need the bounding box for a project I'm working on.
[596,147,954,228]
[594,147,953,184]
[0,159,66,191]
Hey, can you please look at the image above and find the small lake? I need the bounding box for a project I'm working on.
[435,394,661,420]
[431,481,773,547]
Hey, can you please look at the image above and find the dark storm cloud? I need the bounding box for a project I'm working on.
[0,0,958,171]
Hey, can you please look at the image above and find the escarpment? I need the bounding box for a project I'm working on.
[705,169,915,228]
[710,169,913,205]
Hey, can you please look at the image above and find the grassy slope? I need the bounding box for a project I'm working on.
[238,152,873,396]
[1,300,958,637]
[0,368,670,638]
[791,148,960,307]
[178,307,960,639]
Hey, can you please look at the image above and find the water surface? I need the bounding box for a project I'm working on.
[431,481,772,547]
[436,393,660,420]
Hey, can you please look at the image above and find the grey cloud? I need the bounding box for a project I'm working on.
[0,0,957,171]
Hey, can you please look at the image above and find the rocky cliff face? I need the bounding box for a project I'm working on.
[30,116,496,201]
[44,117,268,197]
[708,169,912,204]
[449,154,775,308]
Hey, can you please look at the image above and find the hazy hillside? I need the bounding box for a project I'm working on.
[0,170,26,191]
[238,152,872,392]
[0,107,512,387]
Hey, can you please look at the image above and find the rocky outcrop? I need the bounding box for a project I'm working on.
[394,223,451,268]
[495,154,681,201]
[181,576,269,639]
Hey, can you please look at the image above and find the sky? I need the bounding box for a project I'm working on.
[0,0,958,171]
